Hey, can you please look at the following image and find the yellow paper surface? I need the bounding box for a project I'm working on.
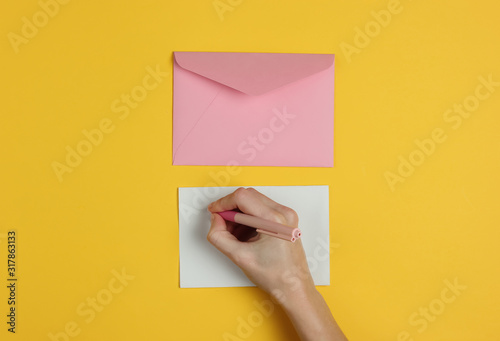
[1,0,499,340]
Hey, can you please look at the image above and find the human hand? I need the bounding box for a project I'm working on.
[207,187,315,298]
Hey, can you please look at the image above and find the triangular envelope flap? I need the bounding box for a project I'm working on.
[174,52,334,96]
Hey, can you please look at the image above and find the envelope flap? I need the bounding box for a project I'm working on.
[174,52,334,96]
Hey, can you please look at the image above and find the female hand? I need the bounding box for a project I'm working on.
[207,187,314,297]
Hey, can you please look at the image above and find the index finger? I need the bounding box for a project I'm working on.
[208,187,293,225]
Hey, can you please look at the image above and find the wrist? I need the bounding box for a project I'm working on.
[272,283,344,341]
[270,275,317,311]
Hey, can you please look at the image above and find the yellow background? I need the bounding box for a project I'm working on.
[1,0,499,340]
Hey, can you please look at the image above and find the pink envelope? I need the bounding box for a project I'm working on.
[172,52,334,167]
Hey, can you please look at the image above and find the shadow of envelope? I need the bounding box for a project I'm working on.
[172,52,334,167]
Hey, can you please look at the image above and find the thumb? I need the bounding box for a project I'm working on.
[207,213,243,261]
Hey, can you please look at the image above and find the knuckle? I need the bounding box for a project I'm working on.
[233,187,248,201]
[207,231,220,247]
[206,231,215,244]
[280,207,299,226]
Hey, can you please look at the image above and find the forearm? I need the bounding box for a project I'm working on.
[276,282,347,341]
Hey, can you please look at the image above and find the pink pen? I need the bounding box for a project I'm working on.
[217,210,302,242]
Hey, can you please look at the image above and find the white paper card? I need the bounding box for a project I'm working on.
[178,186,330,288]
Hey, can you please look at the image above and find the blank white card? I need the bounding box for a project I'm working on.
[178,186,330,288]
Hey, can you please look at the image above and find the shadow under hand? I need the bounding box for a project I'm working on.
[226,221,259,242]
